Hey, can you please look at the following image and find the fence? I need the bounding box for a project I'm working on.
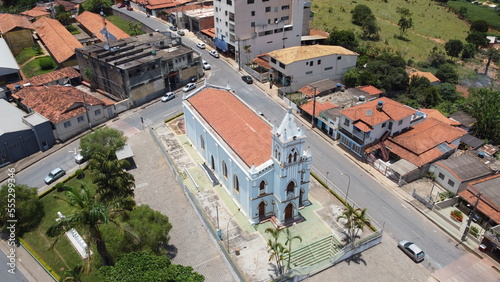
[148,127,246,282]
[412,189,434,210]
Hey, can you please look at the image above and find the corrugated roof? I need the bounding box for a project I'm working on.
[434,153,492,182]
[341,97,416,126]
[0,99,48,134]
[459,175,500,224]
[33,17,83,64]
[76,11,130,42]
[0,13,34,33]
[187,88,272,168]
[267,45,358,65]
[0,38,20,76]
[14,85,104,124]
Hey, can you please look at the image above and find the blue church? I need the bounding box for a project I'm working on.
[183,85,312,226]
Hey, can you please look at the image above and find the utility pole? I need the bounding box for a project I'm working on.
[461,192,482,242]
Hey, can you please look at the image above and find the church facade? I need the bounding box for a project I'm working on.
[183,86,312,225]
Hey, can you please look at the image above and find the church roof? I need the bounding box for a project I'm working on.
[187,88,272,167]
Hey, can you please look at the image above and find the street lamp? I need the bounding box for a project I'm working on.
[341,173,351,204]
[226,208,240,252]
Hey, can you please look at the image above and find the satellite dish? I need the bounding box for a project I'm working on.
[104,45,110,50]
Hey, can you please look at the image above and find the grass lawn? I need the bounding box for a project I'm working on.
[22,173,97,279]
[447,0,500,30]
[105,14,145,36]
[15,47,38,65]
[21,56,57,78]
[311,0,470,61]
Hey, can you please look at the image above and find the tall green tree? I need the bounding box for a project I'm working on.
[435,64,459,84]
[362,17,381,41]
[0,184,44,236]
[79,127,127,160]
[470,20,489,33]
[328,30,359,50]
[351,4,373,26]
[483,48,500,76]
[461,43,476,59]
[46,185,129,271]
[82,0,112,13]
[89,152,135,207]
[444,39,463,59]
[462,88,500,143]
[265,227,286,275]
[99,252,204,281]
[55,4,72,25]
[396,7,413,37]
[284,228,302,272]
[337,203,371,244]
[466,32,489,50]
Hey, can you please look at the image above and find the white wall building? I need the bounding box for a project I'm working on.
[213,0,313,63]
[266,45,358,92]
[183,85,312,225]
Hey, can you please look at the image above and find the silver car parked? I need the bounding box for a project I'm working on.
[398,240,425,263]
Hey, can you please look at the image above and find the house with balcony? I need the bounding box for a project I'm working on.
[338,97,420,158]
[183,85,312,226]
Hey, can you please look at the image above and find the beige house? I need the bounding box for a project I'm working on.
[0,14,35,56]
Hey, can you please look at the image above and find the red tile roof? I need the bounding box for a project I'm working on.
[410,71,440,84]
[188,88,272,167]
[14,85,104,124]
[299,100,337,117]
[389,118,466,155]
[341,97,416,126]
[6,67,80,90]
[0,13,34,33]
[459,174,500,224]
[20,8,51,18]
[146,0,193,9]
[253,56,271,70]
[33,17,83,64]
[54,0,78,12]
[76,11,130,42]
[358,85,382,96]
[419,109,461,126]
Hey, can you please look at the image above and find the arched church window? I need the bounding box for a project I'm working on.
[288,153,292,163]
[200,135,205,150]
[222,161,227,178]
[259,180,266,195]
[286,181,295,194]
[233,174,239,192]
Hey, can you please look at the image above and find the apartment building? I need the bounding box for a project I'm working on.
[213,0,312,62]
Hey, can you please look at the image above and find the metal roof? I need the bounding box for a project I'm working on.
[0,99,48,135]
[435,153,492,182]
[115,144,134,160]
[0,38,20,76]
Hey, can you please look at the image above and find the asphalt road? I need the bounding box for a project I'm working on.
[0,6,469,279]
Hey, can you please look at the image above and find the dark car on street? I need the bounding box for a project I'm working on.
[242,75,253,84]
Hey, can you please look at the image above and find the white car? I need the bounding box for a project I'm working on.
[161,92,175,102]
[196,42,206,49]
[209,50,219,58]
[398,240,425,263]
[202,60,211,70]
[183,83,196,92]
[44,167,66,185]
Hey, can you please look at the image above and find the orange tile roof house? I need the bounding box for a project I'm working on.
[0,13,35,56]
[458,175,500,229]
[33,17,83,66]
[299,100,337,119]
[20,7,51,22]
[357,85,383,99]
[184,85,313,226]
[13,85,110,141]
[6,67,81,91]
[76,11,130,43]
[410,71,440,85]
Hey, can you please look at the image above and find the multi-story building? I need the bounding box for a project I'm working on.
[76,33,203,106]
[214,0,313,63]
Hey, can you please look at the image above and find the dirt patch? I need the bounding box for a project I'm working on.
[167,117,186,135]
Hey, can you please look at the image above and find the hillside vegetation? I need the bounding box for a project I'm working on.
[311,0,471,61]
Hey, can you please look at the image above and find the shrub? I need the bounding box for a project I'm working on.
[75,169,85,179]
[469,226,479,238]
[450,209,463,222]
[438,191,455,201]
[33,44,42,55]
[38,57,54,70]
[54,182,65,192]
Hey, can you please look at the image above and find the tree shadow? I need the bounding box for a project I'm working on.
[165,243,178,259]
[344,253,367,266]
[267,262,281,280]
[394,35,411,42]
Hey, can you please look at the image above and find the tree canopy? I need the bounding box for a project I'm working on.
[444,40,463,58]
[351,5,373,26]
[396,7,413,37]
[82,0,112,13]
[328,30,359,50]
[0,184,44,236]
[462,88,500,144]
[435,64,459,84]
[80,127,127,160]
[466,32,489,50]
[99,252,204,282]
[470,20,489,33]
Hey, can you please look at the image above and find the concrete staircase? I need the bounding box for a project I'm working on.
[289,235,343,268]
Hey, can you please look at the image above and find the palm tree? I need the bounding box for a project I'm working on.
[60,264,82,282]
[352,208,371,242]
[284,227,302,272]
[267,239,288,276]
[89,152,135,208]
[337,203,359,244]
[46,185,129,272]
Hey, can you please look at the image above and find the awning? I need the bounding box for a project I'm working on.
[389,159,418,176]
[214,37,227,52]
[115,144,134,160]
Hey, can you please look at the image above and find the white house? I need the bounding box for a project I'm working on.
[213,0,312,63]
[13,85,111,141]
[266,45,358,92]
[183,85,312,225]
